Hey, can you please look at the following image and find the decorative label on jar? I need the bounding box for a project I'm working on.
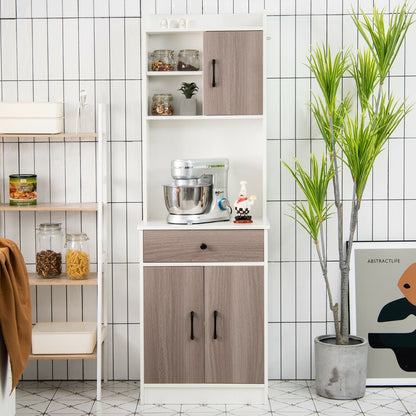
[9,174,37,205]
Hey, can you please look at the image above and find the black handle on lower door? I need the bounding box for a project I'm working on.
[190,311,195,340]
[213,310,218,339]
[212,59,216,87]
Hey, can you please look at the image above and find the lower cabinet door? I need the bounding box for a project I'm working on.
[143,266,204,383]
[204,266,264,384]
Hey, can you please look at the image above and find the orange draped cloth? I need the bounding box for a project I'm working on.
[0,238,31,392]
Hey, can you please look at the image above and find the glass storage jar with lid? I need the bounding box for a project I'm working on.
[152,94,174,116]
[177,49,200,71]
[66,233,90,280]
[36,223,64,278]
[150,49,175,71]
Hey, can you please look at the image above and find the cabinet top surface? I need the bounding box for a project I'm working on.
[143,13,264,32]
[138,219,269,231]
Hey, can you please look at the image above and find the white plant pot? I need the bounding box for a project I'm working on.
[315,335,368,399]
[180,97,197,115]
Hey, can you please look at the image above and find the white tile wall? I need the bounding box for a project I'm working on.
[0,0,415,382]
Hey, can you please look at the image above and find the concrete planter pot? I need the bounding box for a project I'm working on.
[180,97,197,115]
[315,335,368,400]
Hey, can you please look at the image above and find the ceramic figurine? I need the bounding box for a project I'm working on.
[234,181,256,223]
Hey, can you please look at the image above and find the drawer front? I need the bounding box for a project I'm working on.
[143,230,264,263]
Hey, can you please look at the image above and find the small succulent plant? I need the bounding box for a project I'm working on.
[178,82,199,99]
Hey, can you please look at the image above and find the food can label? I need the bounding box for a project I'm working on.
[9,176,37,205]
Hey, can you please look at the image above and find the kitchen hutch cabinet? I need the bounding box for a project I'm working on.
[139,14,268,404]
[0,106,109,400]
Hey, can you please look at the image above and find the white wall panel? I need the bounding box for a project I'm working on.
[79,19,95,80]
[1,21,17,80]
[125,20,141,80]
[17,0,31,18]
[281,323,296,378]
[17,19,32,81]
[95,19,110,80]
[63,19,79,80]
[110,18,125,79]
[219,0,233,14]
[94,0,109,17]
[202,0,218,14]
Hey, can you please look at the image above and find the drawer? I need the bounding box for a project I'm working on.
[143,230,264,263]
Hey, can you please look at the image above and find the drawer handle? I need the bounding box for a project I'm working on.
[200,243,207,250]
[190,311,195,340]
[212,59,216,87]
[213,310,218,340]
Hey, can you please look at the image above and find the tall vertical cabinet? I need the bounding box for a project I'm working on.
[0,105,109,400]
[139,14,268,404]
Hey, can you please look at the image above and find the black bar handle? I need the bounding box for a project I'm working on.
[190,311,195,340]
[212,59,216,87]
[213,310,218,339]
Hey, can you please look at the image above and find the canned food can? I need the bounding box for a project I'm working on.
[9,174,37,205]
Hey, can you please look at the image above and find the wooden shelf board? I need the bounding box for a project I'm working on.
[29,345,97,360]
[0,202,98,211]
[0,133,98,138]
[29,272,98,286]
[147,71,202,76]
[146,115,264,121]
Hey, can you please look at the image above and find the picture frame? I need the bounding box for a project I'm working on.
[350,241,416,385]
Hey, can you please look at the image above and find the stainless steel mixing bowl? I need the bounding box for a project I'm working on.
[163,184,212,215]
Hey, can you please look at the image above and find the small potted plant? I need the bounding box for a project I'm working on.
[178,82,199,115]
[282,3,414,399]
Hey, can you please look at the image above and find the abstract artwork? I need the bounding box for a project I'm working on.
[350,241,416,385]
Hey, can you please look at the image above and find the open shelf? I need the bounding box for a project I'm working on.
[147,71,203,76]
[0,202,98,211]
[147,115,264,121]
[29,346,98,360]
[0,133,98,138]
[29,272,98,286]
[29,326,107,360]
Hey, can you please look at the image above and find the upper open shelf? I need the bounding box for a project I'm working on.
[0,202,99,211]
[0,133,98,138]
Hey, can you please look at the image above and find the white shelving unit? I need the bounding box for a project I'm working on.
[140,14,269,405]
[0,105,109,400]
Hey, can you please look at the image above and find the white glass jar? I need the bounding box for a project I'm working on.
[36,223,64,278]
[150,49,175,71]
[152,94,174,116]
[66,233,90,280]
[177,49,200,71]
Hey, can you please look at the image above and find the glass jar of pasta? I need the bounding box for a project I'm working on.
[65,233,90,280]
[36,223,64,278]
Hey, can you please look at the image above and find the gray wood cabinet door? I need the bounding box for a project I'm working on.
[143,266,204,383]
[204,266,264,384]
[203,31,263,115]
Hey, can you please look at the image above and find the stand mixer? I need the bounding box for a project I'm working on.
[163,159,231,224]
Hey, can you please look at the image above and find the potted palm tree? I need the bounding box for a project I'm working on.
[283,4,414,399]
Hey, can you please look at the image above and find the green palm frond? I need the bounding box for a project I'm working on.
[307,45,350,115]
[370,92,413,149]
[311,94,351,152]
[282,154,334,241]
[351,3,415,83]
[349,49,379,110]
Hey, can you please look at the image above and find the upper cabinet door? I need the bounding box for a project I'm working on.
[143,266,204,383]
[204,266,264,384]
[203,31,263,116]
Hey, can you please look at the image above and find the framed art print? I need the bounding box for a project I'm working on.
[350,241,416,385]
